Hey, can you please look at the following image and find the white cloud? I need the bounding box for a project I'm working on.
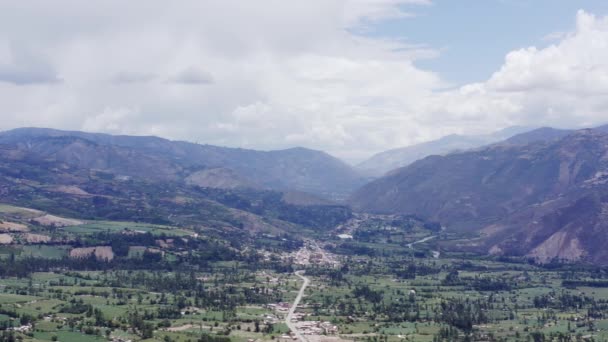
[81,107,140,134]
[487,11,608,96]
[167,67,214,84]
[0,3,607,162]
[110,72,156,84]
[0,42,61,85]
[543,31,569,42]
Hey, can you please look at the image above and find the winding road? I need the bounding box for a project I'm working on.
[286,270,310,341]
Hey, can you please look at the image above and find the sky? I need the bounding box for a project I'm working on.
[1,1,608,163]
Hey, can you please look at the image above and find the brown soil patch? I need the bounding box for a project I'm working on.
[23,233,52,243]
[167,324,195,332]
[70,246,114,261]
[156,239,174,249]
[51,186,90,196]
[0,221,29,232]
[0,234,14,244]
[33,214,83,227]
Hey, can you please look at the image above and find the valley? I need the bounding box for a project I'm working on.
[2,203,608,342]
[2,126,608,341]
[7,0,608,339]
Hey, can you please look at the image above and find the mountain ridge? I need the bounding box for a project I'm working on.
[358,123,608,178]
[356,126,533,177]
[0,127,366,199]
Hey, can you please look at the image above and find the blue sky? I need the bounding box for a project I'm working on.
[365,0,608,85]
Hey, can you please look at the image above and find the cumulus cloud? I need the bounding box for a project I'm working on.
[0,2,607,161]
[487,11,608,95]
[434,10,608,130]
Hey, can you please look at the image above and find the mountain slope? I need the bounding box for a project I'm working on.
[0,142,352,236]
[478,187,608,264]
[0,127,365,199]
[350,129,608,263]
[357,126,532,177]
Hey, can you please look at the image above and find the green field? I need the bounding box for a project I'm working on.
[62,221,194,236]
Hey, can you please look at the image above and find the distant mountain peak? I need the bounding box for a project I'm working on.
[356,126,534,177]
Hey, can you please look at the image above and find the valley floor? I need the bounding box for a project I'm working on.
[1,208,608,342]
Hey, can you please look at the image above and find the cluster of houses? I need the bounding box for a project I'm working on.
[285,241,340,267]
[111,338,133,342]
[308,252,325,264]
[6,323,32,333]
[268,301,339,339]
[289,312,338,336]
[262,313,280,325]
[295,320,339,336]
[266,302,292,312]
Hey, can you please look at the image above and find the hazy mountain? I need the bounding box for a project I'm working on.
[502,127,572,145]
[350,128,608,263]
[0,127,366,199]
[357,126,533,177]
[499,123,608,146]
[596,123,608,133]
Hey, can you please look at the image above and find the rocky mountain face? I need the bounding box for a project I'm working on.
[356,126,532,177]
[0,128,366,199]
[350,129,608,264]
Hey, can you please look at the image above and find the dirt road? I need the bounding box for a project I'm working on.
[286,270,310,341]
[406,235,437,248]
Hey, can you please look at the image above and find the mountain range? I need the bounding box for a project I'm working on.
[350,126,608,264]
[0,127,360,240]
[356,124,608,177]
[4,124,608,264]
[0,127,366,200]
[356,126,533,177]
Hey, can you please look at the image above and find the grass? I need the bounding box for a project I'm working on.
[0,204,42,218]
[34,330,106,342]
[62,220,194,236]
[1,212,607,342]
[19,245,69,259]
[0,293,41,304]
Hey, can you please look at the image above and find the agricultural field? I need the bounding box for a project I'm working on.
[1,206,608,341]
[300,257,608,342]
[0,269,299,342]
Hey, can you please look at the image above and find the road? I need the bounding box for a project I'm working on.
[286,270,310,341]
[310,240,337,266]
[406,235,437,248]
